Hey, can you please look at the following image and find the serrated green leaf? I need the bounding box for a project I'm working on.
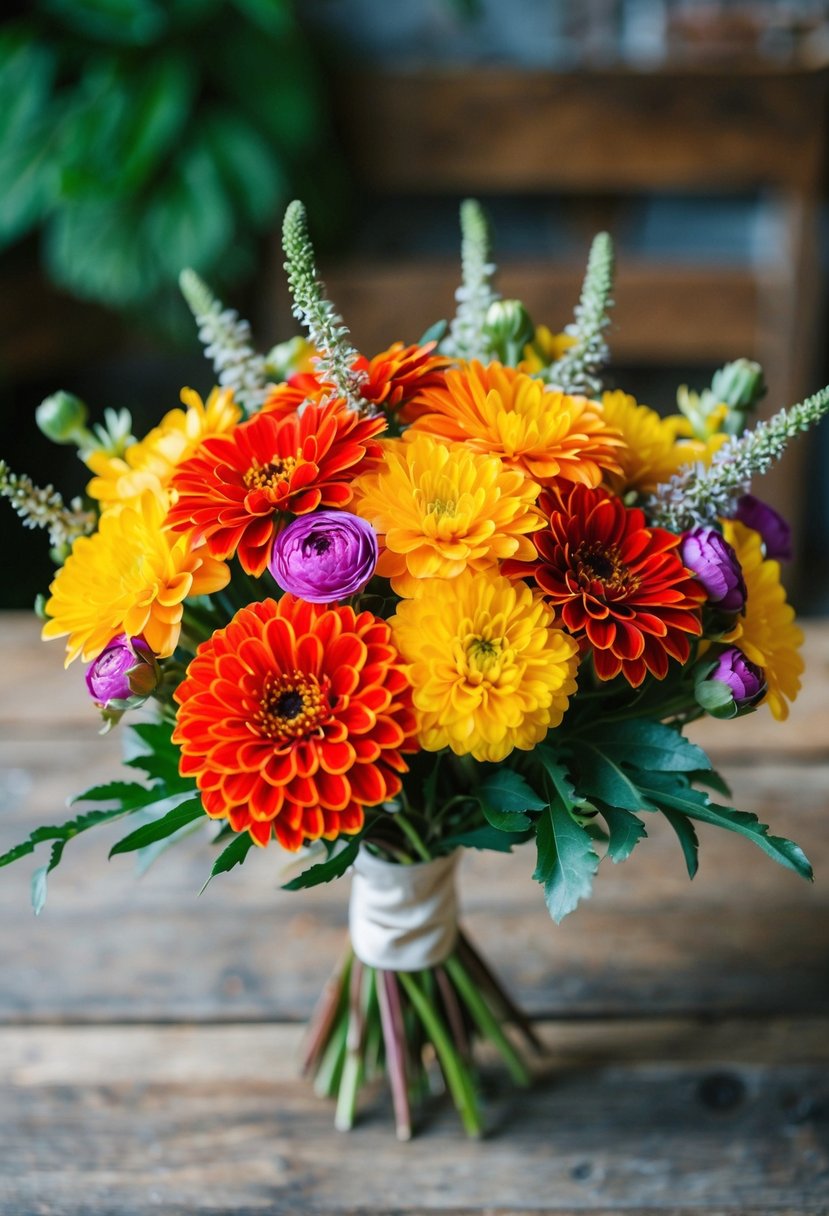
[135,817,205,877]
[480,768,546,814]
[581,719,712,773]
[282,839,360,891]
[690,768,732,800]
[602,807,647,864]
[638,775,812,880]
[200,831,255,892]
[70,780,153,807]
[660,806,699,879]
[482,806,532,833]
[569,740,657,813]
[440,824,530,853]
[0,807,131,871]
[109,798,204,857]
[533,800,599,924]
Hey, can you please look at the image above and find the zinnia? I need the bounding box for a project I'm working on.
[408,360,625,487]
[391,569,579,762]
[269,511,378,602]
[166,399,386,576]
[504,484,705,687]
[42,490,229,665]
[353,433,543,597]
[173,597,419,850]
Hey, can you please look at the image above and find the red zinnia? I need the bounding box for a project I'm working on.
[173,597,419,850]
[503,484,705,687]
[261,342,448,422]
[166,400,385,576]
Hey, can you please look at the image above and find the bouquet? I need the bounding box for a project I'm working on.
[2,200,827,1139]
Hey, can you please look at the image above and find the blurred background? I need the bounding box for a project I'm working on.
[2,0,829,611]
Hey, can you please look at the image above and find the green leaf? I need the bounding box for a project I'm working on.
[200,831,255,892]
[440,824,530,853]
[602,807,647,864]
[282,839,360,891]
[533,800,599,924]
[580,719,712,773]
[638,775,812,881]
[569,739,657,813]
[70,780,154,807]
[203,109,285,228]
[0,807,131,871]
[109,798,204,857]
[660,806,699,879]
[480,768,546,813]
[126,721,189,787]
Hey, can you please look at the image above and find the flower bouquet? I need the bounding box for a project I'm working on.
[2,200,827,1139]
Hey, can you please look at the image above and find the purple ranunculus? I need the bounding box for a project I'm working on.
[735,494,792,562]
[269,511,378,603]
[709,646,767,711]
[85,635,157,706]
[681,526,746,615]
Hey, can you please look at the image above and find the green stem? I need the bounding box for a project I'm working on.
[444,955,532,1088]
[394,813,432,863]
[398,970,483,1138]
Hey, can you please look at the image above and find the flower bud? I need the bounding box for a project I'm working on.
[36,392,90,446]
[483,300,536,365]
[735,495,792,562]
[696,647,767,718]
[85,635,158,707]
[710,359,766,411]
[681,526,746,615]
[269,511,378,603]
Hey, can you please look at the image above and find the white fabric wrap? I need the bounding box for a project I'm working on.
[348,847,459,971]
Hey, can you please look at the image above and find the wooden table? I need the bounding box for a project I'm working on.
[1,611,828,1215]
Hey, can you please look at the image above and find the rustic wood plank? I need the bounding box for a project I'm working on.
[335,68,829,194]
[2,1020,827,1214]
[1,754,825,1023]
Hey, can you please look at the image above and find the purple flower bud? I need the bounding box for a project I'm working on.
[681,526,746,614]
[735,495,792,562]
[269,511,378,603]
[708,646,767,711]
[85,635,156,706]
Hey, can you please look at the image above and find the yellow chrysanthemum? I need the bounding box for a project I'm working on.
[600,391,727,495]
[353,434,543,596]
[85,387,241,512]
[409,361,625,487]
[42,491,229,665]
[519,324,576,375]
[391,569,579,762]
[722,520,804,721]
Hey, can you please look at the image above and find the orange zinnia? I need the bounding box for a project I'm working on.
[408,361,624,486]
[504,484,705,687]
[261,341,448,421]
[173,597,419,850]
[166,400,385,576]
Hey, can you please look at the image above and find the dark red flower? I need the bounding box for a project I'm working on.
[503,484,705,687]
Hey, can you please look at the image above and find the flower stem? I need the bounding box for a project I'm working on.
[398,970,483,1138]
[444,955,532,1088]
[394,812,432,863]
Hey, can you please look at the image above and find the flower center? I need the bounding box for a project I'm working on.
[466,634,503,674]
[427,497,457,518]
[254,670,331,742]
[244,454,299,492]
[574,541,639,594]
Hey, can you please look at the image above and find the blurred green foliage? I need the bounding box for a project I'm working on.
[0,0,327,319]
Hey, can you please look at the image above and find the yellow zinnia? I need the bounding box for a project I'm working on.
[409,360,625,487]
[391,569,579,762]
[601,390,726,496]
[353,434,543,597]
[85,386,241,513]
[722,520,803,721]
[42,491,229,665]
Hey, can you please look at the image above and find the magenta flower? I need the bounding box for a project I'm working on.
[85,635,157,706]
[269,511,378,603]
[681,526,746,615]
[703,646,767,717]
[735,495,792,562]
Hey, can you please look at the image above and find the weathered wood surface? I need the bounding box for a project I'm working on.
[1,612,828,1213]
